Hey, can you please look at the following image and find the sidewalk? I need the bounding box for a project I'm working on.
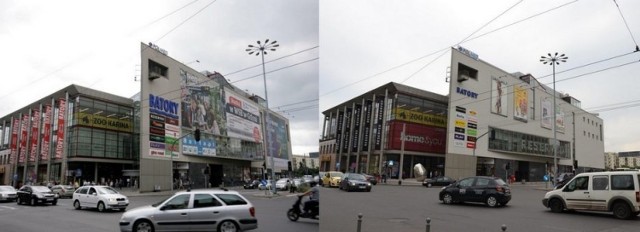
[374,178,555,191]
[118,186,249,197]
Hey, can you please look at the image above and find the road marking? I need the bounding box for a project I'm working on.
[0,206,16,210]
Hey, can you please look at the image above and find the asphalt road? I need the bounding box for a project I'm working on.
[321,183,640,232]
[0,189,318,232]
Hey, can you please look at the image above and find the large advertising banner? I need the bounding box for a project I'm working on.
[513,85,528,122]
[41,105,52,161]
[180,69,225,136]
[374,96,385,150]
[387,121,446,153]
[181,129,216,156]
[19,114,29,163]
[351,104,361,152]
[556,106,565,133]
[342,108,352,153]
[335,111,344,153]
[491,77,507,116]
[29,109,40,162]
[362,100,372,152]
[541,98,552,129]
[10,117,20,164]
[76,112,133,133]
[148,94,180,158]
[393,108,447,128]
[224,88,262,143]
[267,112,289,167]
[54,99,66,159]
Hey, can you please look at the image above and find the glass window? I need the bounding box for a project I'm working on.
[475,178,490,186]
[194,194,222,208]
[612,175,634,190]
[575,176,589,190]
[458,177,474,187]
[592,176,608,190]
[215,194,247,206]
[165,194,191,210]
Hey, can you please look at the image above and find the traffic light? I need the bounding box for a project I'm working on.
[573,160,578,169]
[288,161,292,171]
[194,129,201,142]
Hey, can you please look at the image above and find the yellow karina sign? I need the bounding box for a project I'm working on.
[394,108,447,128]
[76,112,133,132]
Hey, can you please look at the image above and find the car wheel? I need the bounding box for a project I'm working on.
[549,198,564,213]
[427,183,432,188]
[486,196,498,207]
[613,202,632,220]
[74,200,81,210]
[218,220,239,232]
[442,193,453,204]
[287,209,300,221]
[52,200,57,206]
[133,220,154,232]
[16,198,21,205]
[97,202,106,212]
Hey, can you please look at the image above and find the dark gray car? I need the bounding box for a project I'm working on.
[339,173,372,192]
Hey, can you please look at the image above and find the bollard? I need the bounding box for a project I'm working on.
[426,217,431,232]
[398,179,402,185]
[357,213,363,232]
[501,224,507,231]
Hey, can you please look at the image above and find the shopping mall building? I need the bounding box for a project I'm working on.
[0,43,292,191]
[319,47,604,182]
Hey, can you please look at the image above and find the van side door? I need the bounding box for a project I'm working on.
[562,176,590,210]
[589,175,609,211]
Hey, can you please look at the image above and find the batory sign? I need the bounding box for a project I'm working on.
[149,94,179,118]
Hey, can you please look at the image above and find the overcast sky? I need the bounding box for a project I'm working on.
[320,0,640,153]
[0,0,319,155]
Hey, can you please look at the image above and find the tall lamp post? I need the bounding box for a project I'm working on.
[247,39,279,194]
[540,52,568,185]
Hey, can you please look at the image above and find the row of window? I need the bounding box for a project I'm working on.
[571,175,636,191]
[67,127,135,160]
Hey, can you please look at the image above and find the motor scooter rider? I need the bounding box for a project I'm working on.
[299,180,319,217]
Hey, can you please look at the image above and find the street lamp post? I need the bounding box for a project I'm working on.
[540,52,568,185]
[247,39,279,194]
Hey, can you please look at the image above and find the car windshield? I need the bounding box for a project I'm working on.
[64,186,75,190]
[96,186,119,194]
[348,174,366,181]
[494,179,507,185]
[152,195,173,207]
[31,186,51,192]
[0,186,16,191]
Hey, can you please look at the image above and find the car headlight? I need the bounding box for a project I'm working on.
[109,198,118,203]
[350,182,355,186]
[367,183,371,186]
[35,193,44,198]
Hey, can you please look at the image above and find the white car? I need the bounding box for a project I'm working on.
[0,185,18,202]
[119,189,257,232]
[275,178,290,191]
[73,185,129,212]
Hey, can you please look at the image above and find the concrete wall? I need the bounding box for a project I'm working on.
[445,153,476,180]
[140,158,172,192]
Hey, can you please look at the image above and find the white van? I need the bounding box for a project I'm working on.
[542,171,640,219]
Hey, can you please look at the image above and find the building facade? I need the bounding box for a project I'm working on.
[320,82,449,179]
[291,152,319,171]
[446,47,605,181]
[0,85,136,186]
[139,43,292,192]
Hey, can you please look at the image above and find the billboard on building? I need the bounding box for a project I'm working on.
[76,112,133,133]
[387,121,446,153]
[19,114,29,163]
[10,117,19,164]
[342,107,351,153]
[266,112,290,168]
[393,108,447,128]
[54,99,66,159]
[335,110,344,153]
[541,98,552,129]
[491,77,507,116]
[224,88,262,143]
[41,105,52,161]
[374,96,385,150]
[351,104,361,152]
[513,85,528,122]
[362,100,372,152]
[29,109,40,162]
[180,69,225,137]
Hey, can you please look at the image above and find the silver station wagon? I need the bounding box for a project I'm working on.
[119,189,257,232]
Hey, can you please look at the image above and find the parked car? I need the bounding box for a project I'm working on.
[554,172,575,188]
[439,176,511,207]
[340,173,372,192]
[258,180,273,190]
[119,189,257,232]
[318,172,326,185]
[275,178,290,191]
[73,185,129,212]
[16,185,58,206]
[423,176,456,188]
[243,180,260,189]
[361,173,378,185]
[321,171,344,188]
[0,185,18,202]
[542,171,640,219]
[50,185,75,198]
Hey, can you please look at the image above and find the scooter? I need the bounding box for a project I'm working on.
[287,195,319,221]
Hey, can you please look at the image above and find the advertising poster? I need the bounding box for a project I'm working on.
[335,111,344,153]
[453,106,466,148]
[388,121,446,153]
[19,114,29,163]
[54,98,66,159]
[362,100,372,152]
[76,112,133,133]
[541,98,553,129]
[181,129,216,156]
[10,117,20,164]
[513,85,528,122]
[374,96,385,150]
[351,104,361,152]
[556,107,565,133]
[267,112,290,164]
[180,69,225,136]
[224,88,262,143]
[29,109,40,162]
[41,105,52,161]
[491,77,507,116]
[165,118,180,157]
[394,108,447,128]
[342,108,352,153]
